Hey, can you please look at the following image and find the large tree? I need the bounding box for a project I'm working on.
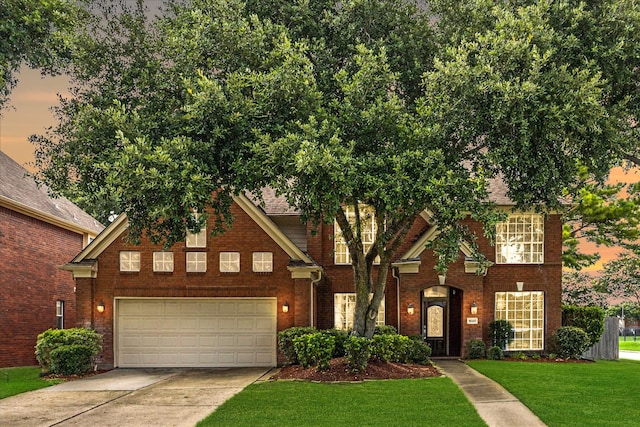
[0,0,87,110]
[34,0,640,338]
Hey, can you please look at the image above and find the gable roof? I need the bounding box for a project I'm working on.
[63,193,318,278]
[0,151,104,235]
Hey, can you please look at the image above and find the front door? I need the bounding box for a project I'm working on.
[425,300,447,355]
[422,286,462,357]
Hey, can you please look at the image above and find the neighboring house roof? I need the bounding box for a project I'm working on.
[0,150,104,235]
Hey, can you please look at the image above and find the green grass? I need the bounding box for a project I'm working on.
[197,378,487,427]
[619,337,640,351]
[0,367,61,399]
[468,360,640,427]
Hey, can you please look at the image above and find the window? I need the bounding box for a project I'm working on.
[119,251,140,272]
[186,220,207,248]
[186,252,207,272]
[334,293,385,330]
[153,252,174,272]
[253,252,273,272]
[334,205,378,264]
[495,291,544,350]
[56,300,64,329]
[220,252,240,272]
[495,214,544,264]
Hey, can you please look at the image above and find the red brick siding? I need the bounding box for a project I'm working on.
[78,203,304,368]
[0,206,82,367]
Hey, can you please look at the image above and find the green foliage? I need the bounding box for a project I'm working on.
[467,339,485,359]
[562,305,605,345]
[35,328,102,373]
[0,0,88,108]
[277,327,316,365]
[374,325,398,335]
[370,334,395,363]
[548,326,591,359]
[487,346,504,360]
[49,344,95,375]
[490,320,514,349]
[33,0,640,339]
[407,336,432,365]
[511,351,528,361]
[345,336,371,373]
[562,271,608,307]
[607,302,640,322]
[322,328,349,358]
[292,332,335,371]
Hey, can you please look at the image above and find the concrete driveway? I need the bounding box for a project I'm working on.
[0,367,272,427]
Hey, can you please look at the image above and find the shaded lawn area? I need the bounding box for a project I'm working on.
[0,367,61,399]
[197,377,486,427]
[468,360,640,427]
[619,338,640,351]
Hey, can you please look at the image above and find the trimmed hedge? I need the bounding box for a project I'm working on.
[50,345,95,375]
[548,326,591,359]
[487,345,504,360]
[467,339,486,359]
[345,336,371,373]
[322,328,349,358]
[35,328,102,374]
[489,320,513,349]
[562,305,605,345]
[277,326,316,365]
[293,332,335,371]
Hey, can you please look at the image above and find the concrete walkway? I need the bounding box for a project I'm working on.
[0,367,270,427]
[435,360,546,427]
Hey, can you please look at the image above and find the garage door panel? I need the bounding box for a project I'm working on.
[117,298,276,367]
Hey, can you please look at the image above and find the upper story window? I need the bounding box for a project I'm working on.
[253,252,273,272]
[120,251,141,272]
[495,214,544,264]
[186,252,207,272]
[186,218,207,248]
[220,252,240,272]
[153,252,174,272]
[334,205,378,265]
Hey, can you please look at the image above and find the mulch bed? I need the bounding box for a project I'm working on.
[270,357,442,382]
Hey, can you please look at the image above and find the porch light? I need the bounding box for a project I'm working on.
[516,281,524,292]
[282,302,289,313]
[470,302,478,315]
[97,301,105,313]
[407,303,415,315]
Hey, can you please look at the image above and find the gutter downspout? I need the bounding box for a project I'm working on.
[393,267,400,333]
[310,270,322,328]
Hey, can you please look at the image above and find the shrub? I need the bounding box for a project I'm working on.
[293,332,335,371]
[487,346,504,360]
[490,320,513,349]
[562,305,605,346]
[50,345,95,375]
[35,328,102,373]
[467,339,485,359]
[322,329,349,358]
[277,327,316,365]
[548,326,590,359]
[512,351,528,360]
[374,325,398,335]
[370,334,396,362]
[345,336,371,373]
[407,336,432,365]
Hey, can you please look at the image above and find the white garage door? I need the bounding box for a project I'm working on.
[116,298,277,368]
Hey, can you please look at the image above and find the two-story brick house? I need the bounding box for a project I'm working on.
[0,150,103,367]
[62,186,561,368]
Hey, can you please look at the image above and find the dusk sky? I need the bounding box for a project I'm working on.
[1,63,637,273]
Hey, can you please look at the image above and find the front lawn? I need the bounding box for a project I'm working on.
[468,360,640,427]
[197,378,486,427]
[619,338,640,351]
[0,367,61,399]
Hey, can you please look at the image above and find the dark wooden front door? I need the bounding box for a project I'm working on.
[424,300,447,356]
